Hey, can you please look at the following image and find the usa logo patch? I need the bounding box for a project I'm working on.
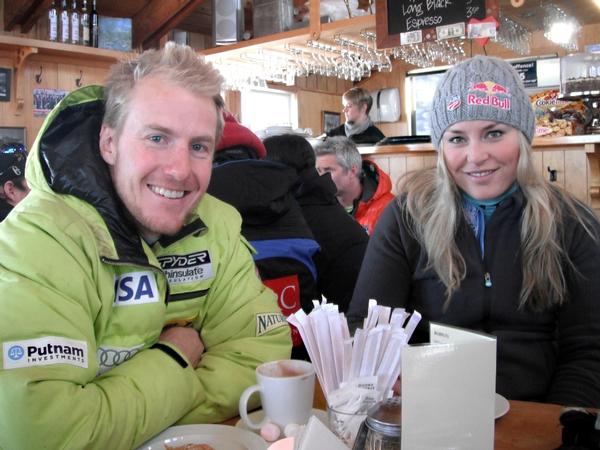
[447,95,461,111]
[113,271,159,306]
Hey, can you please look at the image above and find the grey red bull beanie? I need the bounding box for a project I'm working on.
[430,55,535,149]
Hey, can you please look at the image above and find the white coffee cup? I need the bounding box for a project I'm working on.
[239,359,315,430]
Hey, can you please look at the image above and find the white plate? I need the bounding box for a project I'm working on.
[235,408,328,432]
[495,393,510,419]
[136,424,267,450]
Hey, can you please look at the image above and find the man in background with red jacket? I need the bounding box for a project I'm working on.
[315,135,394,235]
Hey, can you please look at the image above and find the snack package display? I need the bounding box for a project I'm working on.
[530,89,589,137]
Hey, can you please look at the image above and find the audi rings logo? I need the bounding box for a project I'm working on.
[96,345,142,374]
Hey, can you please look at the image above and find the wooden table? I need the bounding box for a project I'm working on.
[231,382,565,448]
[495,400,563,449]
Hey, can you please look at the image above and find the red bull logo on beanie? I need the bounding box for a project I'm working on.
[467,80,511,110]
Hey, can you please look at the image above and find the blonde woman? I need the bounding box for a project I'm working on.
[348,56,600,407]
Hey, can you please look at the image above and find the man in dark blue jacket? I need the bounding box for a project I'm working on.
[0,142,30,221]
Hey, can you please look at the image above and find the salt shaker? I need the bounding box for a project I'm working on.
[352,397,402,450]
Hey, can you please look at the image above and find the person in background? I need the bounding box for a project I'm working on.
[315,135,394,234]
[347,55,600,407]
[326,87,385,144]
[208,113,320,359]
[0,43,291,450]
[263,133,369,313]
[0,142,30,221]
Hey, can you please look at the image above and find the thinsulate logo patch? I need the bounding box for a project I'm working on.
[157,251,213,285]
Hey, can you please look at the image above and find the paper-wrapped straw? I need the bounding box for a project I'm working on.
[287,300,421,406]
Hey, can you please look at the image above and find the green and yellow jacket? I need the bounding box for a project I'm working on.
[0,86,291,449]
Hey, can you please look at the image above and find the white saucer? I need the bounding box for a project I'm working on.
[235,408,328,432]
[495,393,510,419]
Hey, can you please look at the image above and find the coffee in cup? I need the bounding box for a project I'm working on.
[239,359,315,430]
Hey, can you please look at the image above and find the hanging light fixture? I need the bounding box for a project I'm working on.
[543,3,581,52]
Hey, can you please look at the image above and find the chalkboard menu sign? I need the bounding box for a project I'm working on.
[388,0,487,35]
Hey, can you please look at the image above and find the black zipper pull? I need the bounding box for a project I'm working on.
[484,272,492,288]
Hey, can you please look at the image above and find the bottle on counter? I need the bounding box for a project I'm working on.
[48,0,58,42]
[90,0,99,48]
[80,0,90,46]
[70,0,80,45]
[59,0,70,44]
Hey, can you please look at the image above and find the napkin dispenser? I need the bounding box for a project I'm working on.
[401,323,497,450]
[369,88,400,123]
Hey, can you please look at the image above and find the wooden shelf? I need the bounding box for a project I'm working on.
[0,35,135,61]
[201,15,376,63]
[0,35,134,112]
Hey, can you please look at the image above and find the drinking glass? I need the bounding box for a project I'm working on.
[328,404,368,448]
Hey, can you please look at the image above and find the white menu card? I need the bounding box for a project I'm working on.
[401,323,497,450]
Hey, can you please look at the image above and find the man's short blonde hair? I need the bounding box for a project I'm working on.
[103,42,225,141]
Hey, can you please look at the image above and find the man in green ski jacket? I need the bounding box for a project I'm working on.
[0,42,291,449]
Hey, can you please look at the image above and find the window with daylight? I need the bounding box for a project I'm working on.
[406,70,445,136]
[240,87,297,132]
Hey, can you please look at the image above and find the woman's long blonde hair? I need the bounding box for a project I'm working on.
[399,133,598,311]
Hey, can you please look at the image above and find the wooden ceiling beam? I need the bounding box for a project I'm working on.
[132,0,207,50]
[4,0,52,33]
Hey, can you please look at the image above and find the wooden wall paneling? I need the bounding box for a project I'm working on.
[326,76,337,93]
[57,62,109,91]
[295,76,307,90]
[588,153,600,214]
[316,75,328,91]
[405,154,437,173]
[564,150,588,203]
[424,155,437,168]
[369,155,389,172]
[22,55,111,148]
[25,57,58,149]
[0,54,23,127]
[297,90,341,134]
[223,90,241,118]
[389,154,407,194]
[531,150,544,179]
[542,150,565,188]
[336,78,352,94]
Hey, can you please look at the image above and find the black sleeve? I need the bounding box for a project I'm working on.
[326,124,345,137]
[547,205,600,407]
[347,199,413,320]
[373,126,385,141]
[307,204,369,313]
